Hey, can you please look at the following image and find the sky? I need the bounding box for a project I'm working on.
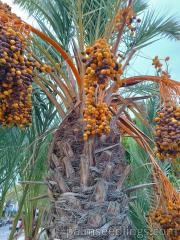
[2,0,180,80]
[134,0,180,80]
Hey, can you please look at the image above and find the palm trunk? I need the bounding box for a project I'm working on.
[46,107,131,240]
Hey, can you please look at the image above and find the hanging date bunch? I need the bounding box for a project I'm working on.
[152,56,180,161]
[149,201,180,240]
[148,163,180,240]
[0,2,34,127]
[114,5,141,34]
[83,38,123,140]
[0,2,52,127]
[154,106,180,161]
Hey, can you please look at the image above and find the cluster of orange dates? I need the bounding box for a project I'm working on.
[152,56,162,71]
[0,2,52,127]
[152,56,170,72]
[149,201,180,240]
[0,10,34,127]
[83,38,123,140]
[115,6,141,33]
[152,55,179,161]
[154,106,180,161]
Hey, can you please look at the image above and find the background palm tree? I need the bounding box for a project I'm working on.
[0,0,179,239]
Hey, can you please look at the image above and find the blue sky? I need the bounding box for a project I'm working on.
[131,0,180,80]
[3,0,180,80]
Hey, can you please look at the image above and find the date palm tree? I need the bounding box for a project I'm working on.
[0,0,180,239]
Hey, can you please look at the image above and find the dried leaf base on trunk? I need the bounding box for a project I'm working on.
[47,110,131,240]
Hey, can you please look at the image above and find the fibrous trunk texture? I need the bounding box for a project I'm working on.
[46,108,131,240]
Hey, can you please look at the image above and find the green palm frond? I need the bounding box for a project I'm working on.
[133,0,149,13]
[13,0,49,16]
[34,0,72,50]
[129,200,148,235]
[0,127,27,216]
[122,82,159,97]
[81,0,121,44]
[135,11,180,49]
[6,88,59,239]
[14,0,72,50]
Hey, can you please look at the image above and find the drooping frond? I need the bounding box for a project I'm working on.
[13,0,47,14]
[133,0,149,13]
[135,10,180,49]
[121,75,180,105]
